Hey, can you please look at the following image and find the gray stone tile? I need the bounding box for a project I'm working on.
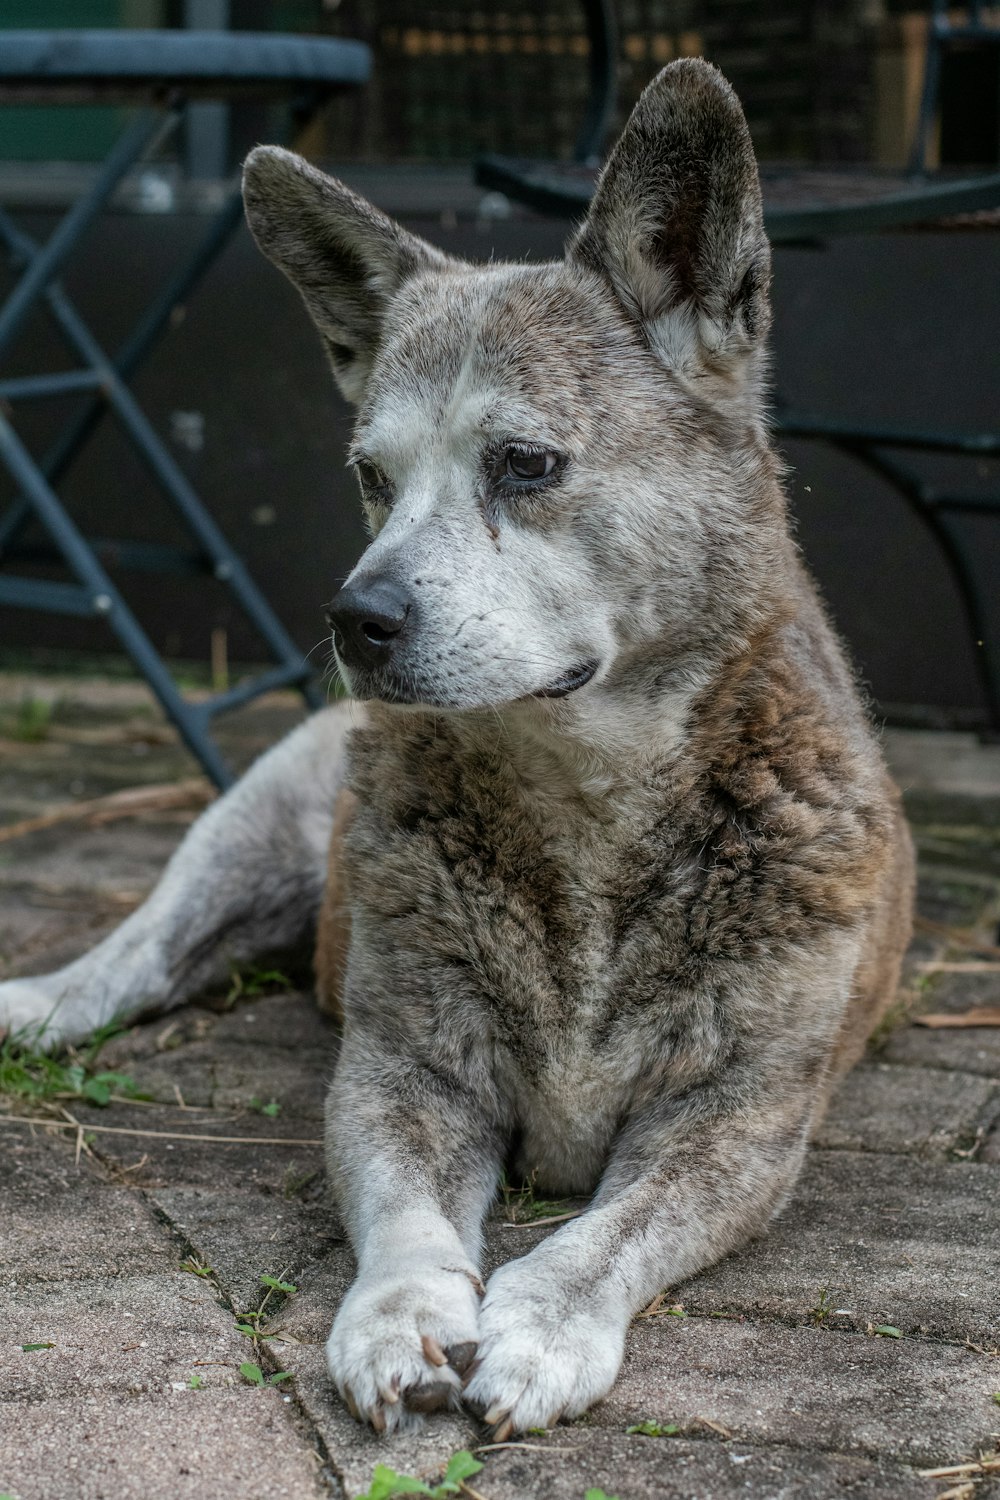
[0,1390,331,1500]
[675,1150,1000,1343]
[208,992,341,1055]
[1,1272,242,1400]
[89,1100,326,1195]
[0,886,121,980]
[817,1062,998,1155]
[914,867,999,927]
[277,1342,479,1500]
[881,1023,1000,1078]
[107,1036,333,1117]
[0,818,186,905]
[476,1429,941,1500]
[591,1316,998,1467]
[0,1127,175,1284]
[151,1185,344,1314]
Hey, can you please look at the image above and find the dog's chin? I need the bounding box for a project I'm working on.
[339,658,600,712]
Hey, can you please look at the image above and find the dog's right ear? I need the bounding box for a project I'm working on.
[568,60,770,408]
[243,147,448,404]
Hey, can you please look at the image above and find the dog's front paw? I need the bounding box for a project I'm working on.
[326,1263,483,1433]
[464,1253,626,1438]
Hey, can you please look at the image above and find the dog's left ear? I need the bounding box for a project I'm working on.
[243,147,449,403]
[569,59,770,403]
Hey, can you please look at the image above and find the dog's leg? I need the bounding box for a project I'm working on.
[464,933,863,1435]
[0,705,355,1048]
[463,1060,826,1436]
[324,1030,505,1432]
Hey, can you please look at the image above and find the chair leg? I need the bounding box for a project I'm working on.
[0,111,174,358]
[1,210,318,740]
[0,411,236,788]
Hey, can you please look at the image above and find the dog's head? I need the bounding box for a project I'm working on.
[243,61,784,728]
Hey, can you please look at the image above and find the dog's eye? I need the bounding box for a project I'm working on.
[355,459,389,494]
[504,447,558,483]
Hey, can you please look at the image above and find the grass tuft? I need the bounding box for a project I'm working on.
[0,1021,144,1108]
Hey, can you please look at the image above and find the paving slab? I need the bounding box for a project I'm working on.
[109,1037,333,1115]
[0,1390,331,1500]
[0,1128,176,1284]
[471,1429,943,1500]
[913,864,1000,927]
[1,1272,241,1400]
[0,819,188,905]
[881,1022,1000,1077]
[591,1315,998,1467]
[816,1061,998,1156]
[274,1342,480,1500]
[0,885,123,979]
[150,1185,343,1312]
[87,1100,327,1194]
[675,1150,1000,1343]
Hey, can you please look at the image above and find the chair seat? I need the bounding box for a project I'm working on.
[0,29,370,100]
[476,153,1000,239]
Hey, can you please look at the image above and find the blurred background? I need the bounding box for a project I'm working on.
[1,1,998,734]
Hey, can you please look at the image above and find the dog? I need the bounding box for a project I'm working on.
[0,60,914,1438]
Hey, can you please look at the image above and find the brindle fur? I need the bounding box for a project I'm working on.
[0,61,913,1437]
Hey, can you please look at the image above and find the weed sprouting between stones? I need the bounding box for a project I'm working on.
[0,1020,144,1108]
[355,1450,484,1500]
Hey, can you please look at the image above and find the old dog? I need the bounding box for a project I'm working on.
[0,61,914,1437]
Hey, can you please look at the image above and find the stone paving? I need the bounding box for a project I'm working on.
[1,672,998,1500]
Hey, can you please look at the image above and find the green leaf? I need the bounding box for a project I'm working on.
[187,1373,205,1390]
[180,1259,213,1278]
[439,1450,484,1489]
[249,1096,282,1118]
[355,1465,435,1499]
[21,1341,55,1351]
[992,1392,1000,1406]
[260,1274,297,1294]
[585,1490,622,1500]
[267,1371,293,1385]
[873,1324,902,1338]
[235,1324,260,1338]
[626,1420,680,1437]
[239,1362,265,1386]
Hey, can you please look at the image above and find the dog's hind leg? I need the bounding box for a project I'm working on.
[0,704,357,1049]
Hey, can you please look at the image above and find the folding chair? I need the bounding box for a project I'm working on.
[0,29,370,787]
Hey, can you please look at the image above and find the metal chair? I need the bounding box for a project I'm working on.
[910,0,1000,173]
[0,30,370,787]
[474,0,618,215]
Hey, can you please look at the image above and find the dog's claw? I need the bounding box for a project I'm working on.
[344,1387,362,1423]
[378,1376,400,1405]
[404,1379,455,1414]
[421,1334,448,1367]
[445,1340,478,1376]
[491,1415,515,1443]
[370,1404,386,1434]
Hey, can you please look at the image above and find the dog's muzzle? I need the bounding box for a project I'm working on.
[325,576,414,676]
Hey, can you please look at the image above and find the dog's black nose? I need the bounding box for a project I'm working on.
[325,577,413,669]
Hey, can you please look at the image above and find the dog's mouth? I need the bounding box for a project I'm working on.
[531,660,599,700]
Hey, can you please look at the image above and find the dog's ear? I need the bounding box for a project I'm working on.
[243,147,449,403]
[569,60,770,402]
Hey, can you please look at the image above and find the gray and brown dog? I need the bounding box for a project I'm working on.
[0,61,913,1437]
